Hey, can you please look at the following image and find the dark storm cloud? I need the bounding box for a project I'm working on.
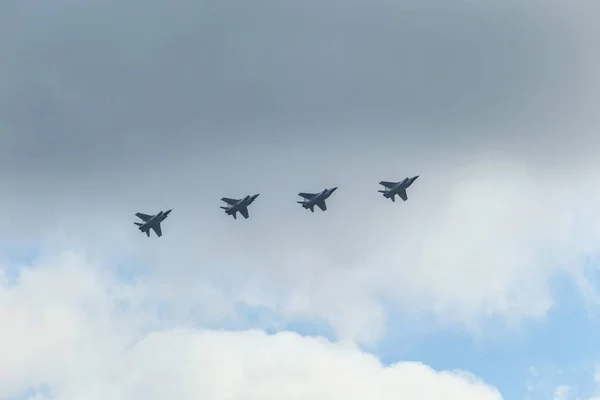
[0,0,592,176]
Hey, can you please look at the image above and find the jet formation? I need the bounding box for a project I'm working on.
[135,176,418,237]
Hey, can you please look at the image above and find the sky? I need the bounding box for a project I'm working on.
[1,0,600,399]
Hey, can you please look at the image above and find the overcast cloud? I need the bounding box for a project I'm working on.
[0,0,597,170]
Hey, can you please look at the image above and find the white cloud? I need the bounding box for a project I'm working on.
[0,252,503,400]
[118,330,503,400]
[587,368,600,400]
[554,385,570,400]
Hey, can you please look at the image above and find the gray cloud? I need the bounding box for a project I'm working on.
[0,0,595,170]
[0,0,599,342]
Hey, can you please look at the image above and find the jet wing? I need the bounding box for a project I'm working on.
[221,197,239,205]
[135,212,152,221]
[298,193,316,199]
[239,206,249,219]
[151,223,163,237]
[316,200,327,211]
[398,188,408,201]
[379,181,397,188]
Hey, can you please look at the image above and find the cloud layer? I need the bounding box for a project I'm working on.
[0,252,503,399]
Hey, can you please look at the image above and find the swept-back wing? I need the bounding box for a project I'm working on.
[298,193,316,199]
[151,223,163,237]
[398,188,408,201]
[316,200,327,211]
[379,181,397,188]
[221,198,239,205]
[135,212,152,221]
[239,207,249,219]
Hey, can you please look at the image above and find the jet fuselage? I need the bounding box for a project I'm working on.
[378,176,419,202]
[225,194,259,214]
[302,187,337,208]
[138,209,172,231]
[383,176,418,198]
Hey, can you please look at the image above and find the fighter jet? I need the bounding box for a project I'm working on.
[297,187,338,212]
[221,194,260,219]
[378,176,419,202]
[134,209,172,237]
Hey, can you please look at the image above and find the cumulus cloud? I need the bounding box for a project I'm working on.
[0,252,503,400]
[586,368,600,400]
[0,0,598,345]
[554,385,570,400]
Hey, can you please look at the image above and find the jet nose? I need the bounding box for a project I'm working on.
[253,193,260,199]
[330,187,338,192]
[165,209,173,215]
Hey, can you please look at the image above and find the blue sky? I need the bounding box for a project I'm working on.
[234,271,600,399]
[380,274,599,399]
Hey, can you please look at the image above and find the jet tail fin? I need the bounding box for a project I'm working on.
[378,190,386,193]
[220,206,229,210]
[146,230,150,237]
[134,222,143,226]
